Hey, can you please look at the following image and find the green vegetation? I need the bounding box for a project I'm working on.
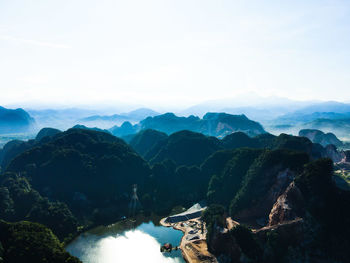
[294,159,350,262]
[229,225,262,261]
[0,220,81,263]
[35,127,61,141]
[147,130,221,166]
[0,127,62,169]
[129,129,168,157]
[201,204,226,248]
[230,149,309,216]
[207,148,263,206]
[0,139,37,169]
[333,168,350,191]
[6,129,151,215]
[221,132,258,149]
[0,126,348,262]
[0,173,78,240]
[1,129,152,239]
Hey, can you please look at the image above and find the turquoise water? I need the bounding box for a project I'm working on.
[66,221,185,263]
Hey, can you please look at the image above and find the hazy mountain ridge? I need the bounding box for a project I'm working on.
[0,106,35,134]
[299,129,343,147]
[78,108,159,126]
[263,101,350,141]
[1,101,350,262]
[110,112,266,138]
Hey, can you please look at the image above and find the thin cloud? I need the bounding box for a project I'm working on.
[0,35,71,49]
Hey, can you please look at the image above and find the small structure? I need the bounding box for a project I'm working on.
[165,201,207,224]
[160,243,173,253]
[129,184,142,217]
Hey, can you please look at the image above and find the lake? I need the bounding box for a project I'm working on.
[66,221,185,263]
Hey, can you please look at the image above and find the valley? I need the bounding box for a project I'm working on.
[1,108,350,263]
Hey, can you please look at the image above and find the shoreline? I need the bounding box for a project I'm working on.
[160,217,218,263]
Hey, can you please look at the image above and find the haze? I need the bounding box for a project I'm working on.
[1,0,350,109]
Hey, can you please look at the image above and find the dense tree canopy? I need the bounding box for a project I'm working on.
[0,126,348,263]
[0,220,81,263]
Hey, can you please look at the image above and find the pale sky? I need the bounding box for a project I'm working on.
[1,0,350,109]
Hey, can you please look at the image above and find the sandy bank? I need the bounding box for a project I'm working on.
[160,217,217,263]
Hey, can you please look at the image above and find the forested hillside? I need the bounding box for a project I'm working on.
[0,127,349,262]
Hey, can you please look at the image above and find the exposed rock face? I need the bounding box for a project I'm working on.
[204,113,265,137]
[236,168,295,225]
[255,218,304,245]
[268,182,305,226]
[324,144,345,163]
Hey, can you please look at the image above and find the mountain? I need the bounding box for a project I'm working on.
[127,128,342,168]
[109,112,266,138]
[109,121,138,137]
[79,114,128,122]
[267,102,350,138]
[276,111,350,124]
[271,101,350,125]
[0,220,81,263]
[27,108,100,130]
[0,106,35,134]
[203,156,350,263]
[129,129,168,156]
[0,139,37,170]
[0,128,64,170]
[180,94,312,117]
[145,138,328,221]
[6,128,151,200]
[299,129,343,147]
[146,130,222,166]
[0,119,348,262]
[122,108,160,120]
[0,172,78,240]
[291,101,350,115]
[4,128,151,226]
[304,118,350,140]
[72,124,110,134]
[221,132,340,161]
[220,106,292,122]
[35,127,61,141]
[139,113,202,134]
[80,108,159,123]
[202,112,265,137]
[78,108,160,129]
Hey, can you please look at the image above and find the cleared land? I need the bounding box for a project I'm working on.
[161,212,217,263]
[334,168,350,191]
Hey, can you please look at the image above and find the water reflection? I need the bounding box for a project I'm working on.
[66,222,184,263]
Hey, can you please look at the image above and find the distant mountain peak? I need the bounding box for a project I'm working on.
[0,106,35,134]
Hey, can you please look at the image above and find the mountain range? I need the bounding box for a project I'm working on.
[110,112,266,138]
[1,125,349,262]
